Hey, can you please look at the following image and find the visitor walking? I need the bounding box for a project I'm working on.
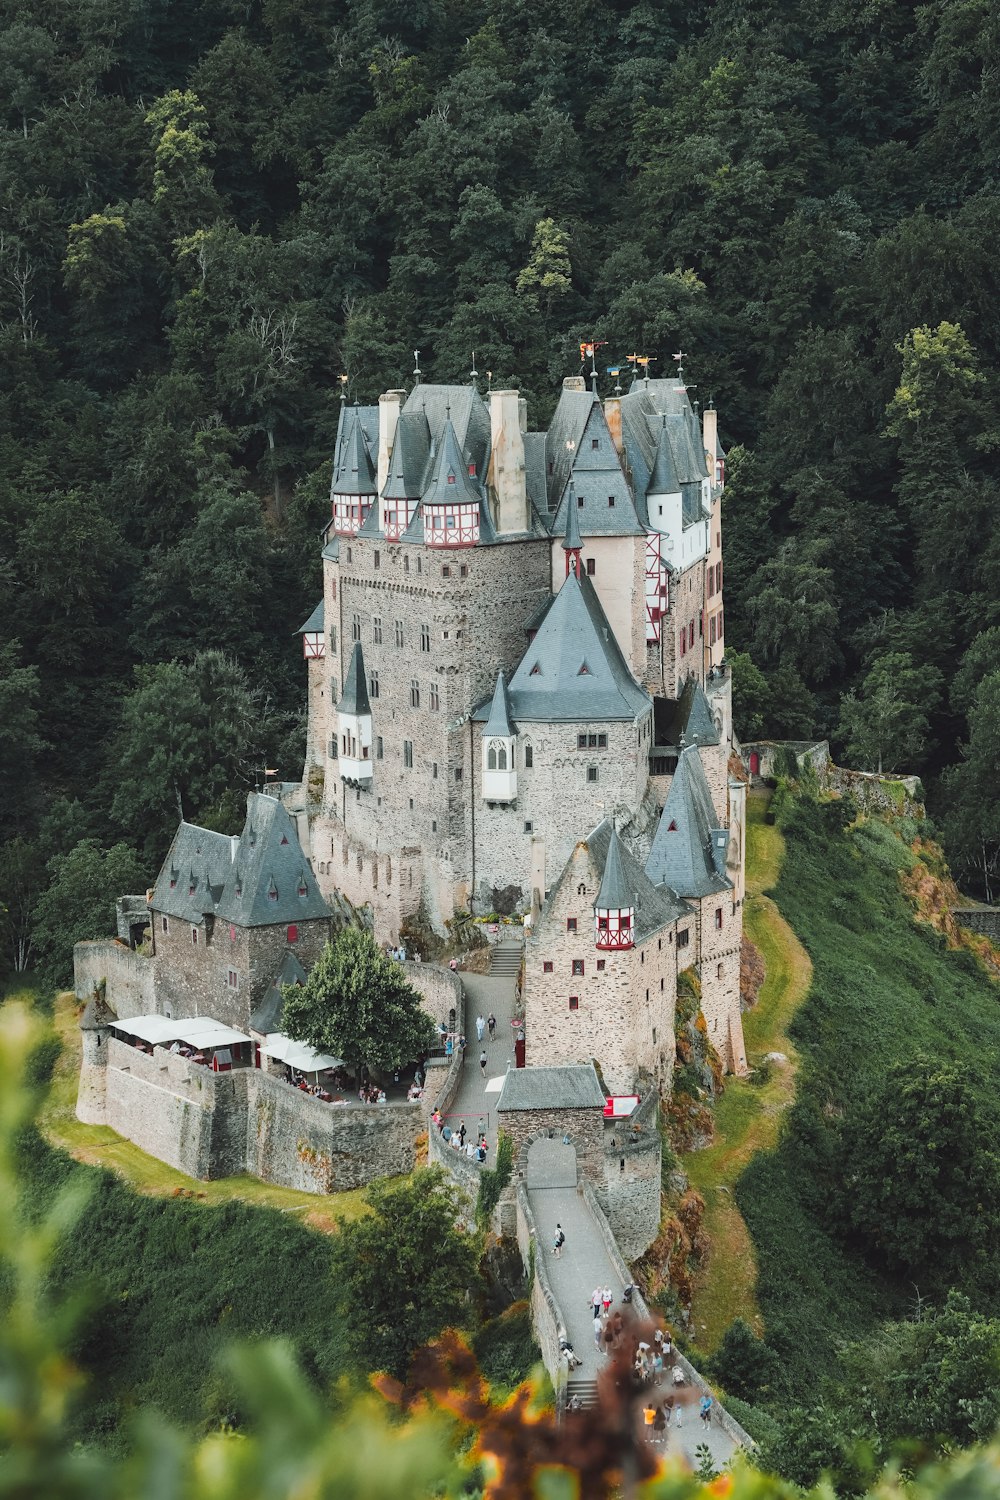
[553,1223,565,1257]
[476,1014,485,1042]
[487,1013,496,1041]
[459,1123,466,1147]
[602,1286,612,1315]
[479,1049,488,1078]
[699,1394,714,1426]
[594,1314,603,1351]
[591,1288,602,1320]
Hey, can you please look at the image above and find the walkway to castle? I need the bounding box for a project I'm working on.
[443,943,737,1469]
[526,1174,736,1469]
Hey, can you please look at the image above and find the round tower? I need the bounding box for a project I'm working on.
[77,990,112,1125]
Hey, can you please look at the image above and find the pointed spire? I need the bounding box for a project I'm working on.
[562,480,583,575]
[333,409,376,496]
[482,671,516,738]
[422,417,481,507]
[596,828,632,911]
[649,416,680,495]
[340,641,371,716]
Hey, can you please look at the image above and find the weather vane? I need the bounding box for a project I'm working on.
[413,349,422,384]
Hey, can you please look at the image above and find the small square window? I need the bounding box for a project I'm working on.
[608,496,615,507]
[715,907,723,930]
[161,916,169,934]
[598,733,607,749]
[678,929,689,948]
[376,736,383,759]
[577,494,584,508]
[524,820,533,833]
[460,564,468,578]
[191,927,198,945]
[442,565,451,577]
[591,438,599,450]
[569,995,579,1011]
[587,766,598,783]
[431,819,437,832]
[543,961,553,973]
[227,969,238,989]
[586,557,596,575]
[455,767,463,781]
[572,958,584,976]
[596,959,606,971]
[524,746,533,768]
[578,733,587,750]
[567,918,577,933]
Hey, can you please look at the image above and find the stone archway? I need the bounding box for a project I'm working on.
[524,1132,578,1189]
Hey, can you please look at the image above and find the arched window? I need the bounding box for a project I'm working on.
[487,745,497,770]
[497,745,507,770]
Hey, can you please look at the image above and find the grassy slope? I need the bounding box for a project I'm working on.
[39,988,369,1232]
[682,793,812,1349]
[736,799,1000,1391]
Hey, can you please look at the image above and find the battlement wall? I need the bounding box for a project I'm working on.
[74,940,158,1014]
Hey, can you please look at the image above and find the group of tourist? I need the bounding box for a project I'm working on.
[431,1111,490,1164]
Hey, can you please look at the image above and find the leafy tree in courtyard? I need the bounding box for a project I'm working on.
[844,1057,1000,1290]
[281,927,438,1077]
[836,651,942,774]
[32,839,148,987]
[331,1167,479,1380]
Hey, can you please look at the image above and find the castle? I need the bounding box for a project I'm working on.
[74,360,746,1196]
[290,366,746,1089]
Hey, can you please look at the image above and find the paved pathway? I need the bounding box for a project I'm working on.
[441,948,521,1158]
[528,1183,737,1469]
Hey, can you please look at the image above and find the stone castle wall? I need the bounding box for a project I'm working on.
[473,714,653,912]
[602,1089,662,1259]
[523,844,678,1095]
[696,895,746,1074]
[85,1037,426,1192]
[74,940,158,1014]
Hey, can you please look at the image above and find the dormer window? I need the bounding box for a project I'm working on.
[297,882,308,898]
[447,472,456,484]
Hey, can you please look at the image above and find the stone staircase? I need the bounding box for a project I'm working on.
[489,939,523,977]
[564,1378,599,1412]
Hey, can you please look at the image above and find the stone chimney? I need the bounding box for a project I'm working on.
[377,390,406,497]
[489,389,527,535]
[518,397,528,434]
[604,396,624,459]
[563,375,587,393]
[703,407,718,467]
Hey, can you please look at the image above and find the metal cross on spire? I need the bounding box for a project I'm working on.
[672,349,687,383]
[413,349,422,385]
[470,350,478,384]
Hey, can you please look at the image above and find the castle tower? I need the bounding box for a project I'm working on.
[297,601,327,770]
[481,671,517,803]
[331,407,377,537]
[337,642,373,786]
[420,414,484,548]
[380,410,425,540]
[77,992,113,1124]
[594,827,634,950]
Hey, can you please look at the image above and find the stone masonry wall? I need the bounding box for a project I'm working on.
[104,1037,216,1176]
[953,908,1000,942]
[474,713,653,912]
[246,1070,421,1192]
[697,894,746,1074]
[504,1103,605,1193]
[602,1090,662,1259]
[74,940,158,1015]
[524,843,678,1094]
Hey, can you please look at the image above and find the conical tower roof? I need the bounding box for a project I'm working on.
[340,641,371,716]
[422,416,482,507]
[595,827,633,911]
[382,412,428,500]
[333,408,377,496]
[645,746,730,898]
[562,482,583,554]
[649,416,681,494]
[483,670,516,738]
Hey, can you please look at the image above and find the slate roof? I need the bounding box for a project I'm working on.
[472,569,650,724]
[587,818,690,938]
[657,679,721,749]
[547,398,643,538]
[332,406,377,495]
[523,431,548,516]
[249,950,307,1035]
[483,671,516,738]
[382,411,430,500]
[216,794,332,927]
[340,641,371,716]
[496,1063,607,1112]
[401,383,491,482]
[644,747,732,898]
[562,482,583,553]
[297,601,323,635]
[594,827,631,909]
[422,416,484,507]
[649,417,681,494]
[618,379,709,526]
[151,822,237,924]
[544,385,595,512]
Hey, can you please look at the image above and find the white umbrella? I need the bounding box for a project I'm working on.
[264,1034,343,1073]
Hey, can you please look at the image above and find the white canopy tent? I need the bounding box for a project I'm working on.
[484,1075,506,1095]
[263,1034,343,1074]
[114,1015,250,1050]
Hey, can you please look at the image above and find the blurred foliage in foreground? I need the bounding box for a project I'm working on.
[5,1004,1000,1498]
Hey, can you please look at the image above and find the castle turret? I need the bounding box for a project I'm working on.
[594,827,635,950]
[331,408,377,536]
[421,414,482,548]
[562,481,583,577]
[337,642,373,786]
[380,411,426,540]
[482,671,517,803]
[77,991,114,1124]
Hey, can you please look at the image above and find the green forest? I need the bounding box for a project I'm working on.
[2,0,999,960]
